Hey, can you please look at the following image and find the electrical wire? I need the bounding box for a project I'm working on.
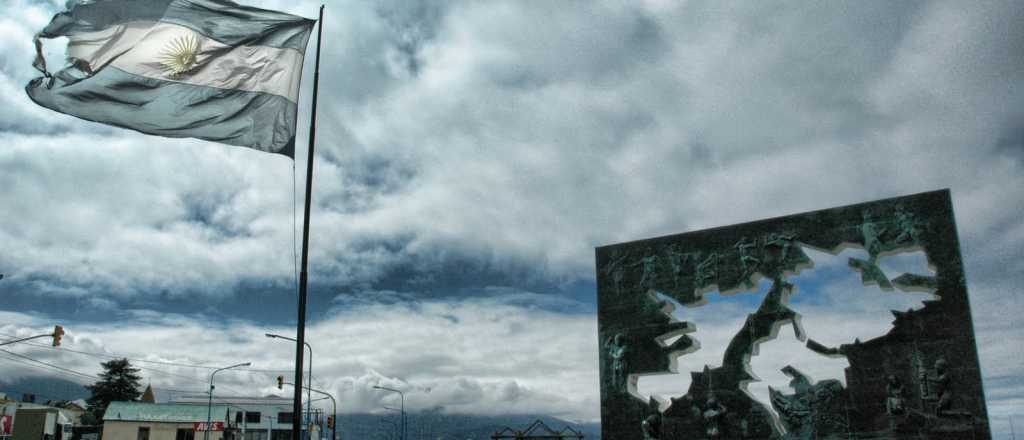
[0,332,292,374]
[0,349,97,381]
[0,355,272,416]
[0,355,93,386]
[0,347,259,401]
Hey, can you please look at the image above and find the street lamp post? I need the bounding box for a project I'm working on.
[281,382,336,440]
[206,362,251,440]
[379,418,398,440]
[372,386,404,440]
[266,333,313,440]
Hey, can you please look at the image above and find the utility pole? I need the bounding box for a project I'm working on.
[206,362,251,440]
[373,386,404,440]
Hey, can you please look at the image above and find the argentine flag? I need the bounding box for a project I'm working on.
[26,0,316,158]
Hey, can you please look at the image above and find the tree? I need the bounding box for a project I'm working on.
[86,358,143,419]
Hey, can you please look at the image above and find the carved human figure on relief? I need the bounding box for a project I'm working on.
[886,375,906,416]
[702,395,728,438]
[920,358,953,416]
[665,244,689,288]
[634,248,659,290]
[605,333,628,393]
[695,252,718,288]
[641,412,661,440]
[603,249,629,295]
[734,237,760,287]
[763,232,795,265]
[894,206,922,245]
[860,210,887,262]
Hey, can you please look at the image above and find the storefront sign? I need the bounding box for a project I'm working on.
[193,422,224,432]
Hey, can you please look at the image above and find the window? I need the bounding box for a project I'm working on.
[245,412,261,424]
[176,429,195,440]
[271,430,290,440]
[276,413,293,424]
[137,427,150,440]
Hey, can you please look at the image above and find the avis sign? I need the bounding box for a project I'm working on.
[193,422,224,432]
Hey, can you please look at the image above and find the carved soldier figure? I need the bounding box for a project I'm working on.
[764,232,795,264]
[860,210,887,262]
[665,244,689,288]
[734,237,760,287]
[920,358,953,416]
[894,206,922,245]
[605,333,628,393]
[695,252,718,289]
[886,375,906,415]
[633,247,659,291]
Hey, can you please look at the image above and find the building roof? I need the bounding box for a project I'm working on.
[104,402,230,423]
[171,396,291,406]
[140,385,156,404]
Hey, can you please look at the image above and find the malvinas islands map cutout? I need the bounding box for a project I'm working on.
[595,190,990,439]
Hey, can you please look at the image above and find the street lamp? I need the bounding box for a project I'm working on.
[280,381,337,440]
[206,362,251,440]
[372,386,404,440]
[266,333,313,439]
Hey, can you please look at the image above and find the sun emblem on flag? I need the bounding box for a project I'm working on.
[158,34,201,77]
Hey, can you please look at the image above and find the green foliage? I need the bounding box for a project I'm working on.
[80,411,99,426]
[85,358,142,419]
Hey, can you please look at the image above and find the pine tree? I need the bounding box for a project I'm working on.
[85,358,143,418]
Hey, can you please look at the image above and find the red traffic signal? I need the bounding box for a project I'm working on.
[52,325,64,347]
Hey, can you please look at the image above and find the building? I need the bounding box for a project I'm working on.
[101,402,231,440]
[1,397,76,440]
[42,402,86,427]
[168,396,316,440]
[10,407,72,440]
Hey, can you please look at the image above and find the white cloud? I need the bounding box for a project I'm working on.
[0,292,600,420]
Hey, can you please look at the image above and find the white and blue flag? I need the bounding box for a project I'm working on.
[26,0,316,158]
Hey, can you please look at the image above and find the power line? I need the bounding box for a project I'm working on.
[0,354,245,410]
[0,355,281,418]
[0,356,93,387]
[0,375,88,403]
[0,332,292,373]
[0,349,98,381]
[0,332,308,408]
[0,347,253,400]
[0,333,284,398]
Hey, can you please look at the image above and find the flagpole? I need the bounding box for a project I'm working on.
[294,5,323,440]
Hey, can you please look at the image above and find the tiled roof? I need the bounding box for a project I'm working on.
[104,402,230,423]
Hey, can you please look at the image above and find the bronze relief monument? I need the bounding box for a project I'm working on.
[595,190,990,439]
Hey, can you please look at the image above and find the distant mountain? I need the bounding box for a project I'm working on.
[333,412,600,440]
[0,377,90,403]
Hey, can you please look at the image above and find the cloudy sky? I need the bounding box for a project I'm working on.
[1,0,1022,437]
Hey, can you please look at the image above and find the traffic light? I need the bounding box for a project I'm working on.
[277,375,284,389]
[52,325,64,347]
[326,416,334,429]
